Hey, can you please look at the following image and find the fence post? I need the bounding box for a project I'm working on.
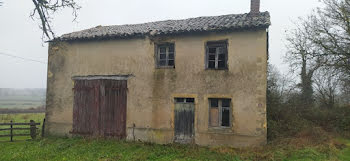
[30,120,37,139]
[41,118,45,138]
[10,120,13,142]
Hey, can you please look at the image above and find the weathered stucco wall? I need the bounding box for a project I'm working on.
[46,29,268,147]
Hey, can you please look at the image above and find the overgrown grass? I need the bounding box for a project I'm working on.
[0,136,349,161]
[1,114,349,161]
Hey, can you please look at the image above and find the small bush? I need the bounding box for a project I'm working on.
[268,100,350,141]
[267,105,313,140]
[300,105,350,133]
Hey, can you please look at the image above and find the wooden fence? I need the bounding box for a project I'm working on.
[0,120,40,141]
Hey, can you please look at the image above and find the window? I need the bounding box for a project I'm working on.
[156,43,175,67]
[206,41,228,69]
[209,98,231,127]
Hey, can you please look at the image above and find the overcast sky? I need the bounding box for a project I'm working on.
[0,0,321,88]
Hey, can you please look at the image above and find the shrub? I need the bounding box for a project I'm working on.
[268,102,350,141]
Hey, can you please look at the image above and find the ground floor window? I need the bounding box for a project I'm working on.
[209,98,231,127]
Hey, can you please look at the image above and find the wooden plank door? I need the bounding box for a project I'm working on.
[100,80,127,138]
[174,99,195,143]
[72,80,100,135]
[72,79,127,139]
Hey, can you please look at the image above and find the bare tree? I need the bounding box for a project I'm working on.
[313,69,341,108]
[285,23,323,108]
[302,0,350,77]
[286,0,350,108]
[30,0,80,40]
[268,64,297,103]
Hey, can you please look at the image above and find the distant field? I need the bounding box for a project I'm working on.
[0,95,45,109]
[0,88,46,110]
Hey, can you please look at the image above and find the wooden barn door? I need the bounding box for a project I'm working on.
[174,98,195,143]
[100,80,127,138]
[72,80,101,135]
[72,79,127,138]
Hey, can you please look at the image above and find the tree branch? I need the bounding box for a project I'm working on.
[30,0,81,40]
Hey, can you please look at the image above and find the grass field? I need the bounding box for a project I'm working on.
[0,113,349,161]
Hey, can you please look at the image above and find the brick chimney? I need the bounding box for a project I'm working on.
[250,0,260,14]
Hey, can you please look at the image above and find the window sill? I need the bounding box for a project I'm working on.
[207,127,233,134]
[208,126,232,131]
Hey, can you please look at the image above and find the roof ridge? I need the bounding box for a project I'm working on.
[80,11,269,30]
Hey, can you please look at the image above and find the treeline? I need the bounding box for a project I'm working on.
[0,88,46,97]
[268,0,350,140]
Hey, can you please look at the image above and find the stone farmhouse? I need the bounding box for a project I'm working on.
[45,0,270,147]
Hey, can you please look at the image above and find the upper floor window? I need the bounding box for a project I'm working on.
[206,41,228,69]
[156,43,175,68]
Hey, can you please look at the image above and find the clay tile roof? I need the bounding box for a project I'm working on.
[55,12,270,41]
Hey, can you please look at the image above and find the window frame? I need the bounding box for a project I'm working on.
[208,98,231,128]
[155,43,175,68]
[174,97,195,104]
[205,40,228,70]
